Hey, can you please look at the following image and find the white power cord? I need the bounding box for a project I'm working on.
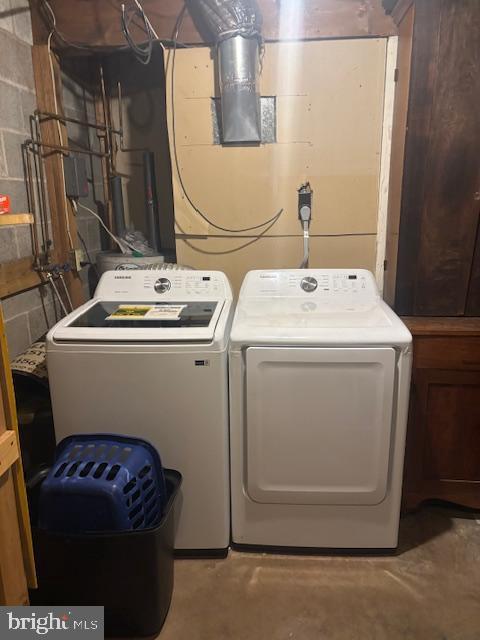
[133,0,159,39]
[46,273,69,316]
[59,273,74,313]
[71,199,136,254]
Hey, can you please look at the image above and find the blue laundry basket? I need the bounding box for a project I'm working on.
[38,434,167,533]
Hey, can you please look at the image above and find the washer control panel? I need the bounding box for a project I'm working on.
[241,269,379,302]
[95,270,232,300]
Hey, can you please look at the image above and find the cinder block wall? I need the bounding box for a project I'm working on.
[0,2,103,358]
[0,0,57,358]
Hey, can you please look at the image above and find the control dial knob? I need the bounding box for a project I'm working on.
[154,277,171,294]
[300,276,318,293]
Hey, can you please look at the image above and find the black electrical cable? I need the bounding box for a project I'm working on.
[170,4,285,234]
[40,0,121,51]
[39,0,189,53]
[77,230,99,279]
[121,3,154,65]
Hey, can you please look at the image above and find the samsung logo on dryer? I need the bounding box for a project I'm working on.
[114,276,132,280]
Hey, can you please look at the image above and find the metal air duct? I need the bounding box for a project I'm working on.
[188,0,263,144]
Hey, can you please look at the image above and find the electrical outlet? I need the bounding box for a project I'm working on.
[70,248,86,272]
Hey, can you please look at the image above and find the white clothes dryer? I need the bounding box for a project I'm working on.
[229,269,412,550]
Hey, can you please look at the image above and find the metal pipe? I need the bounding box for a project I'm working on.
[30,116,51,258]
[110,175,126,238]
[99,64,114,174]
[117,82,124,144]
[30,139,109,158]
[27,122,46,253]
[36,110,122,135]
[143,151,161,252]
[22,143,41,264]
[101,65,119,174]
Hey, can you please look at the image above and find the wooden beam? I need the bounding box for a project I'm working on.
[0,312,30,604]
[0,431,20,478]
[375,36,398,294]
[92,61,114,238]
[0,309,37,592]
[0,469,29,604]
[0,257,42,299]
[31,44,85,308]
[38,0,396,50]
[383,2,414,305]
[391,0,415,25]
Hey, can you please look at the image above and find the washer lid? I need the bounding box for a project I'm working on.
[50,269,233,344]
[51,299,224,343]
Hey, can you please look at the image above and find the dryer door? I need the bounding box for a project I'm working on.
[245,347,396,505]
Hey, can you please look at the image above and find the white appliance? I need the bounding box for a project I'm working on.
[46,270,234,554]
[229,269,412,549]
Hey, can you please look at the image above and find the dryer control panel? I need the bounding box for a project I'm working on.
[94,270,232,301]
[240,269,379,302]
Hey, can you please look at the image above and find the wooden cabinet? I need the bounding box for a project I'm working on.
[384,2,480,509]
[384,0,480,316]
[402,318,480,509]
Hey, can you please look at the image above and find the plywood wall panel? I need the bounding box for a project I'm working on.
[169,39,387,286]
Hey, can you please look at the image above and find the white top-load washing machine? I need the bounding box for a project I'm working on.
[47,270,234,554]
[229,269,412,550]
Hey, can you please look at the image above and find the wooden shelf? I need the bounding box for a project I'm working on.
[0,214,34,226]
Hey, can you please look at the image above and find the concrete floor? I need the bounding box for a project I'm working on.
[160,505,480,640]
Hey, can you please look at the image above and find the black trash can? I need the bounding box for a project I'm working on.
[30,468,182,637]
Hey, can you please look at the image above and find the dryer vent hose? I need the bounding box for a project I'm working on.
[186,0,262,41]
[187,0,263,144]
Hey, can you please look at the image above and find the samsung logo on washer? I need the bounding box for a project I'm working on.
[1,607,103,638]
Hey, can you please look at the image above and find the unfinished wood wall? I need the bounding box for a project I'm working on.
[168,39,388,292]
[40,0,396,48]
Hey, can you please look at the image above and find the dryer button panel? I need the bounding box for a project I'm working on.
[250,271,378,302]
[300,276,318,292]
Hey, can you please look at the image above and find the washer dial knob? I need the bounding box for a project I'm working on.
[154,277,171,294]
[300,276,318,293]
